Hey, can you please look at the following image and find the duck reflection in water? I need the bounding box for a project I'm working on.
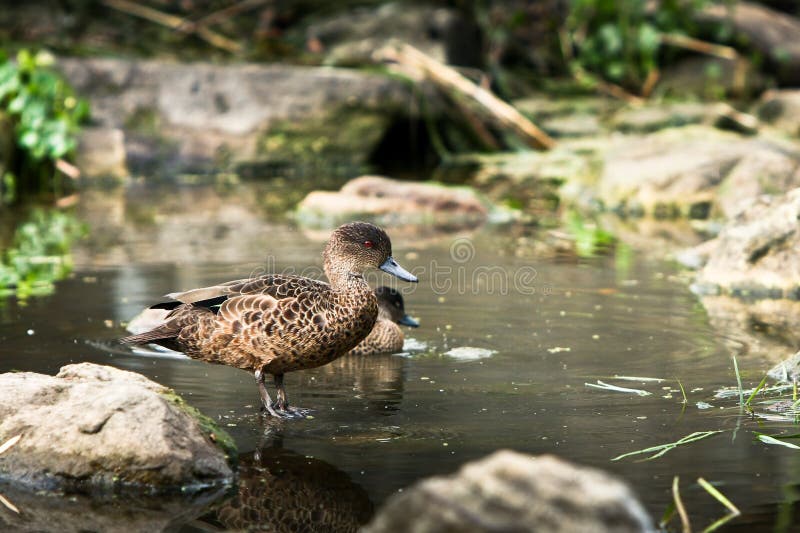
[197,445,374,532]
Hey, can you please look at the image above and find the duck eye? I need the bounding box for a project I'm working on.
[363,240,374,248]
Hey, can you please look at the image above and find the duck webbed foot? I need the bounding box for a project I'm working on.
[254,370,312,419]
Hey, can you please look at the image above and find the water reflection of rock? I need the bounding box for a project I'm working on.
[301,354,406,413]
[698,295,800,364]
[198,447,373,532]
[0,485,223,533]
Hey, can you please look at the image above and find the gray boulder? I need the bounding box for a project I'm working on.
[0,363,235,493]
[597,126,800,218]
[691,188,800,298]
[364,450,654,533]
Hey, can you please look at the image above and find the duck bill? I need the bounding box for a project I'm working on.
[399,314,420,328]
[380,256,418,283]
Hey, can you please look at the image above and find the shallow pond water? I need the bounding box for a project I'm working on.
[1,184,799,531]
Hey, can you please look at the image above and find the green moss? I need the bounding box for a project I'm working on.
[158,389,238,466]
[259,106,390,169]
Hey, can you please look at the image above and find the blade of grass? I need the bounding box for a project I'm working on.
[586,380,651,396]
[659,500,677,529]
[0,492,19,514]
[677,378,687,404]
[744,375,768,408]
[611,375,666,382]
[732,354,744,408]
[698,478,740,515]
[702,513,739,533]
[673,476,692,533]
[612,431,723,461]
[0,434,20,455]
[698,478,740,533]
[756,433,800,449]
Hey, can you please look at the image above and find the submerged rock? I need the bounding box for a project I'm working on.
[0,363,235,494]
[364,450,653,533]
[296,175,492,230]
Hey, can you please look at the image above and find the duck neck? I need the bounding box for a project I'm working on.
[324,258,366,292]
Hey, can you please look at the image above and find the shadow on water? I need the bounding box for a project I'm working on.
[4,182,800,531]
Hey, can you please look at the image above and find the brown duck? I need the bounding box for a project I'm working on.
[120,222,418,417]
[348,286,418,356]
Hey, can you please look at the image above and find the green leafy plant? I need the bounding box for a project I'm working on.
[0,209,86,299]
[0,49,89,204]
[563,0,708,91]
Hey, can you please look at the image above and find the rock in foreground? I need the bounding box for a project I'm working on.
[0,363,235,493]
[364,450,654,533]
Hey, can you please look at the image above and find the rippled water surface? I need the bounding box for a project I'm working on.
[1,184,799,531]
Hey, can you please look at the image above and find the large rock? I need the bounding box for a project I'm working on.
[691,188,800,298]
[56,58,419,173]
[296,175,491,230]
[0,363,235,493]
[597,126,800,218]
[364,450,654,533]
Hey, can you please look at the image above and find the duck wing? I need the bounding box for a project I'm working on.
[166,274,329,303]
[122,275,329,347]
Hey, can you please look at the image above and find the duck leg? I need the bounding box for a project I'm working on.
[274,373,288,411]
[274,374,311,418]
[255,369,281,418]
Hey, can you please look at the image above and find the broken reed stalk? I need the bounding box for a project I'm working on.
[375,42,556,150]
[672,476,692,533]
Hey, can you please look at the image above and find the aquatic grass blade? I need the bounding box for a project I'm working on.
[0,434,20,455]
[676,378,687,404]
[0,493,19,514]
[732,354,744,408]
[672,476,691,533]
[585,380,651,396]
[611,375,666,382]
[744,375,768,408]
[697,478,740,515]
[698,477,740,533]
[755,433,800,450]
[612,430,723,461]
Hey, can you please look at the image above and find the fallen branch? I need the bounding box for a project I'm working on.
[102,0,242,53]
[375,42,555,150]
[659,33,738,60]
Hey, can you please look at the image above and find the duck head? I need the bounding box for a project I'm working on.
[375,286,420,327]
[324,222,418,283]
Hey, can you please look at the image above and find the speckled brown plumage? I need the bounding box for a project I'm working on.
[348,287,418,356]
[120,222,418,417]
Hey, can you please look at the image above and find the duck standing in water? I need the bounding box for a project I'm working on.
[348,286,419,356]
[121,222,418,418]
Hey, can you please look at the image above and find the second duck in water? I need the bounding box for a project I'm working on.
[348,286,418,356]
[121,222,418,418]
